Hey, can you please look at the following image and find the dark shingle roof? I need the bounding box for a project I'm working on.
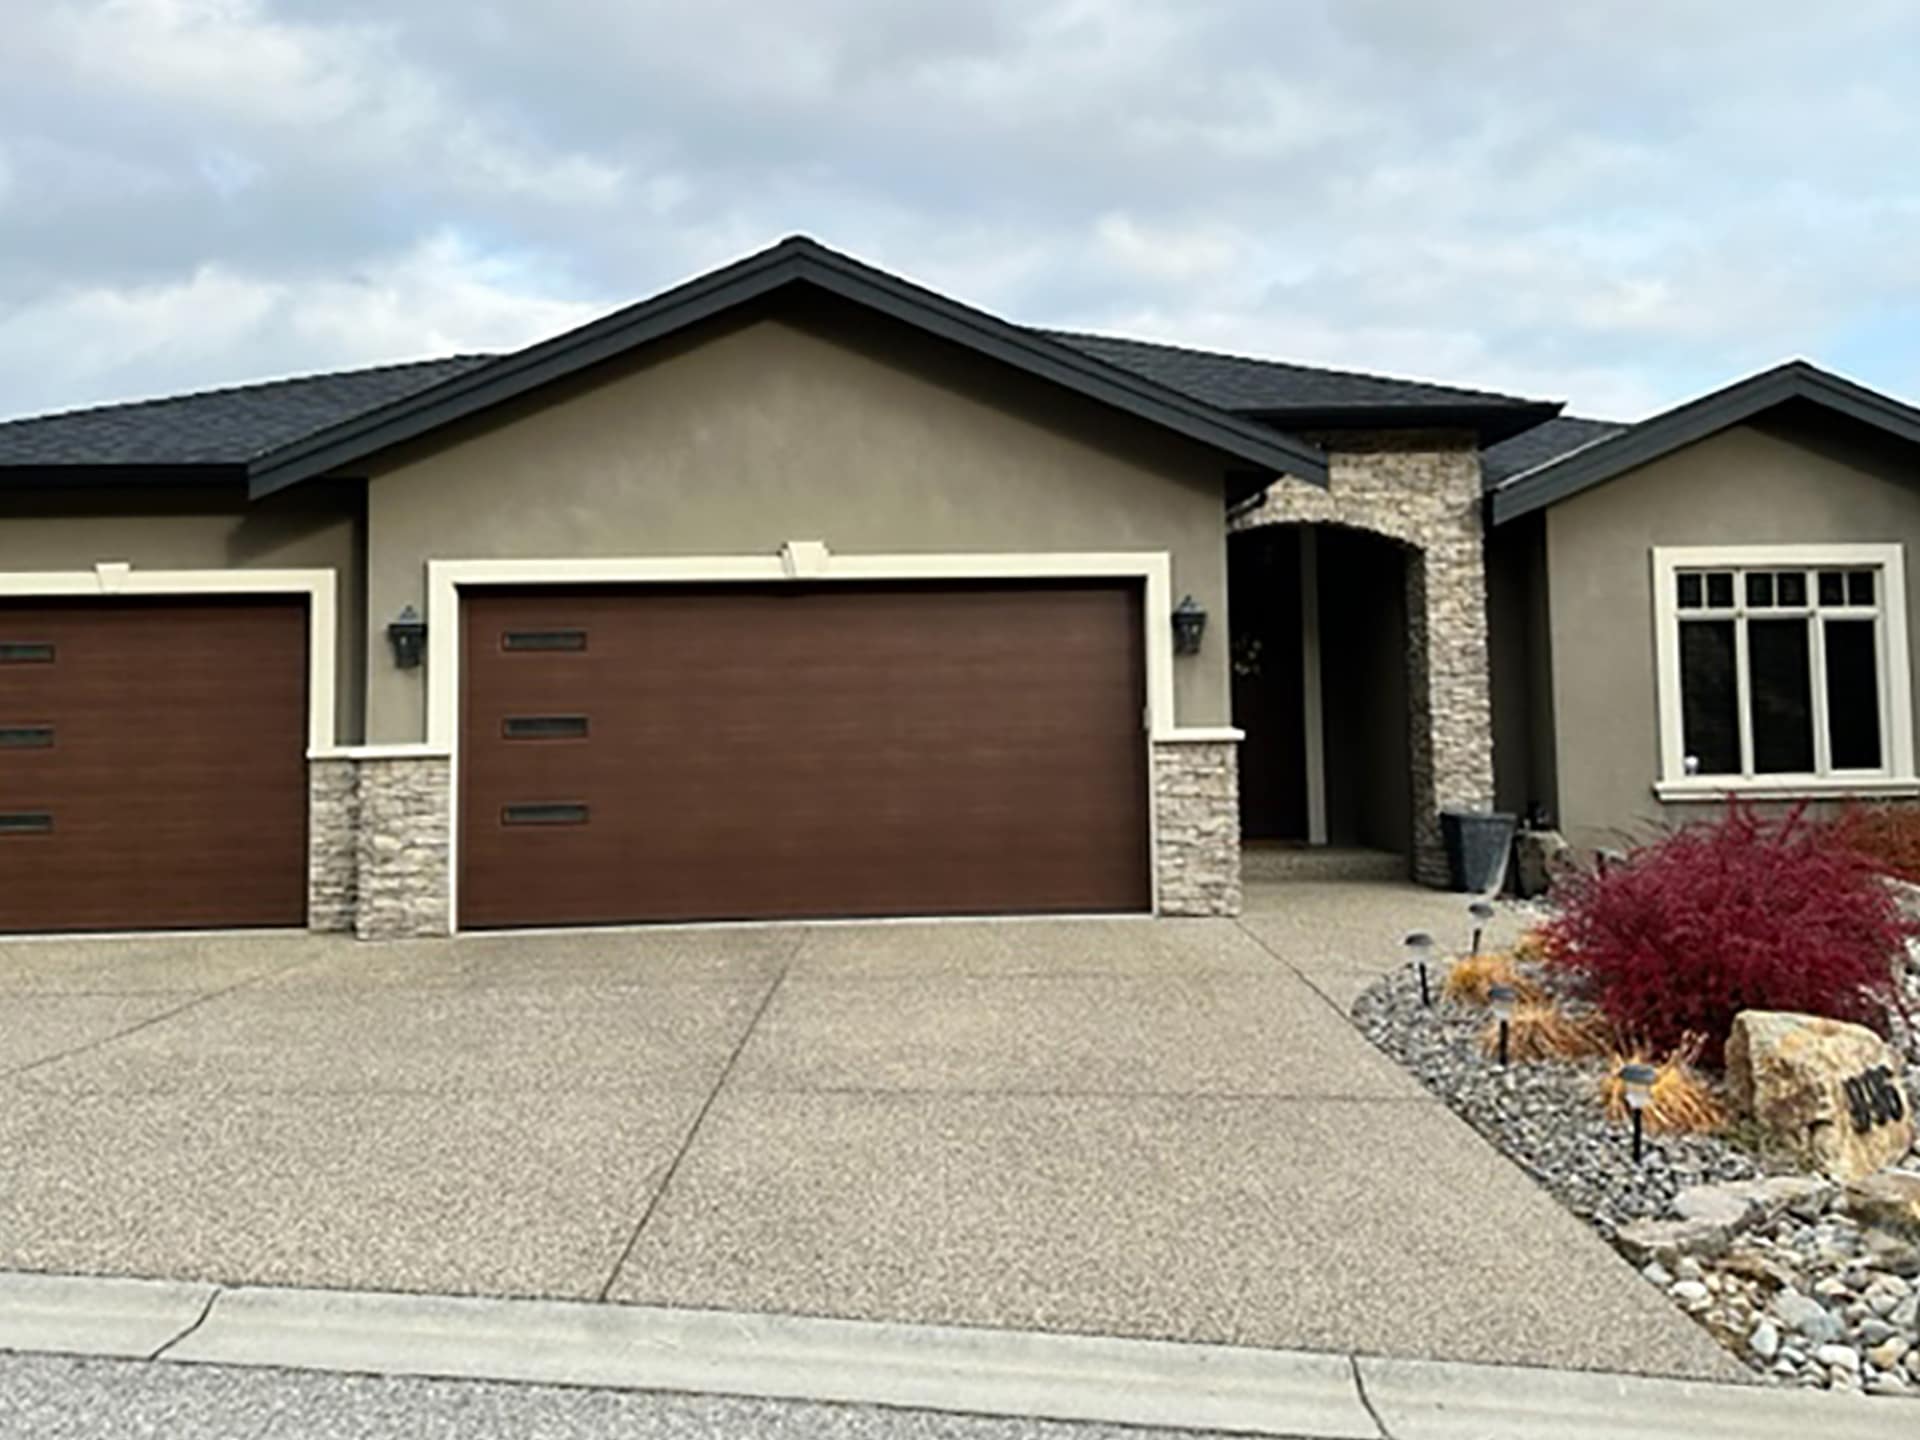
[0,355,494,470]
[1038,329,1548,415]
[1480,415,1624,489]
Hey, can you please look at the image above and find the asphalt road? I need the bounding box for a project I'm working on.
[0,1352,1268,1440]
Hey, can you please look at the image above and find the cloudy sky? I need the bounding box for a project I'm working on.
[3,0,1918,425]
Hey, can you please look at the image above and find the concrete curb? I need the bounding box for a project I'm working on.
[1,1271,1913,1437]
[1357,1354,1907,1440]
[0,1272,215,1359]
[160,1285,1377,1438]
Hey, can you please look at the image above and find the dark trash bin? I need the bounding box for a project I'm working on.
[1440,808,1517,894]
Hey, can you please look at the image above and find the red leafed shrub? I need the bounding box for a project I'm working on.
[1826,802,1920,886]
[1542,803,1910,1065]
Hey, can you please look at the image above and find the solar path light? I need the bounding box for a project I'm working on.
[1488,982,1517,1067]
[1620,1061,1658,1163]
[1404,931,1435,1007]
[1467,898,1496,957]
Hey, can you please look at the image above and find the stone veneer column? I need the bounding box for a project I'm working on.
[353,755,452,940]
[1229,431,1494,885]
[1153,739,1243,917]
[306,757,360,933]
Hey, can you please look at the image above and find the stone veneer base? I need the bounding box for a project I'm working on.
[1153,739,1244,918]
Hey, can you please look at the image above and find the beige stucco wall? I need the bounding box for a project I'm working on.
[1545,416,1920,849]
[361,312,1236,742]
[0,483,366,743]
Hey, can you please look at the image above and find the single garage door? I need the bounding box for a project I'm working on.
[0,596,309,934]
[459,581,1152,928]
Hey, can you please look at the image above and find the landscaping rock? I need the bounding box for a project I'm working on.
[1817,1343,1862,1375]
[1845,1170,1920,1239]
[1675,1181,1760,1228]
[1748,1318,1781,1361]
[1774,1290,1843,1344]
[1615,1216,1730,1265]
[1725,1010,1914,1180]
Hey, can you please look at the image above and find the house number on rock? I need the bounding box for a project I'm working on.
[1842,1065,1907,1134]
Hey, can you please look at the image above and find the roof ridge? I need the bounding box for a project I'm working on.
[0,354,497,431]
[1035,326,1546,406]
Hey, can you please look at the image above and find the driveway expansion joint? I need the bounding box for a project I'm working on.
[594,934,802,1302]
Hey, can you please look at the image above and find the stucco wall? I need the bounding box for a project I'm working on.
[0,483,366,743]
[361,311,1235,742]
[1545,416,1920,849]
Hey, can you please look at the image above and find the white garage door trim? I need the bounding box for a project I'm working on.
[0,564,339,754]
[424,546,1235,932]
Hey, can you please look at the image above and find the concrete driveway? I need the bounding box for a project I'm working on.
[0,884,1740,1380]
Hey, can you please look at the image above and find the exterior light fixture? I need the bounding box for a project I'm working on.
[1171,595,1208,656]
[1404,931,1436,1007]
[1467,898,1496,957]
[1620,1061,1658,1162]
[387,605,428,670]
[1488,982,1517,1067]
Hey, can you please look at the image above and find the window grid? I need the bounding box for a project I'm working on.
[1672,563,1885,782]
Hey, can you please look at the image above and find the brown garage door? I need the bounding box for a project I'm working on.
[459,581,1151,928]
[0,596,309,934]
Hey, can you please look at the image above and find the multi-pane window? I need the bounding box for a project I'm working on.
[1657,547,1911,790]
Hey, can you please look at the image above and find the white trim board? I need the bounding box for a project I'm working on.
[0,565,339,753]
[423,547,1209,933]
[1649,542,1915,800]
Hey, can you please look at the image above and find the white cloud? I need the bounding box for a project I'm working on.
[3,0,1919,422]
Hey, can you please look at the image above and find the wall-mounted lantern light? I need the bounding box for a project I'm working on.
[387,605,428,670]
[1171,595,1208,656]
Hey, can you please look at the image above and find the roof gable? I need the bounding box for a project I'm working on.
[1489,361,1920,524]
[246,237,1328,497]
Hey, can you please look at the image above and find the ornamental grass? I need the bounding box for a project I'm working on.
[1598,1036,1729,1135]
[1441,950,1544,1007]
[1478,998,1612,1063]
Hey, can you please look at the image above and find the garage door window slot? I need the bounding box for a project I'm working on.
[502,716,589,740]
[502,802,589,826]
[502,629,587,653]
[0,642,54,663]
[0,812,53,835]
[0,725,53,748]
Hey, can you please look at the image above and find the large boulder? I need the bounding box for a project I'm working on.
[1725,1010,1914,1181]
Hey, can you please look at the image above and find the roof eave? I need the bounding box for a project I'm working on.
[0,462,246,489]
[1239,400,1563,447]
[1488,362,1920,526]
[246,238,1328,498]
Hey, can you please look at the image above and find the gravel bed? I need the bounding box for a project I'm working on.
[1352,934,1920,1395]
[1353,960,1760,1234]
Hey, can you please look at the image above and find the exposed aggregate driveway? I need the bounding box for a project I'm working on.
[0,883,1741,1381]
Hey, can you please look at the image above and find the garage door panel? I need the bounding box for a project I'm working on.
[0,598,309,934]
[460,582,1150,927]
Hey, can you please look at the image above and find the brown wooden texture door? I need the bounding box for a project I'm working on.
[459,581,1151,927]
[0,596,309,933]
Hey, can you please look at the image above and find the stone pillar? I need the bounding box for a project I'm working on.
[306,758,359,933]
[1393,454,1495,886]
[354,755,452,940]
[1153,739,1242,917]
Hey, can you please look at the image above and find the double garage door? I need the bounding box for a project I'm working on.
[0,582,1152,934]
[459,581,1152,928]
[0,597,309,934]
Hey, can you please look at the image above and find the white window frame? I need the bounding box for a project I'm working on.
[1652,543,1917,801]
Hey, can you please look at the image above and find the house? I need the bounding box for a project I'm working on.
[3,236,1917,938]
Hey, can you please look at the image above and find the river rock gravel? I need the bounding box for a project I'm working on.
[1352,939,1920,1396]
